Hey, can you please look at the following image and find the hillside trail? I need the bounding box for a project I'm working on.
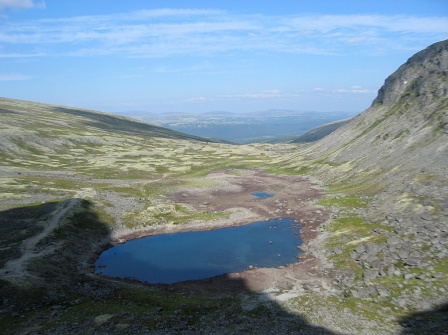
[0,198,80,280]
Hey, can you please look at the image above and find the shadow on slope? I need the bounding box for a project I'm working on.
[2,200,446,334]
[0,201,60,268]
[398,303,448,335]
[0,200,337,334]
[0,200,111,306]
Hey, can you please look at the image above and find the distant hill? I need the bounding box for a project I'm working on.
[200,111,236,116]
[290,118,351,143]
[0,97,218,147]
[126,109,356,144]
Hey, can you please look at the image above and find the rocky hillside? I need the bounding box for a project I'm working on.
[298,39,448,186]
[282,39,448,315]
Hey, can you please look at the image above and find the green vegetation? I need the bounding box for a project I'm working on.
[1,83,447,335]
[124,203,228,228]
[318,196,368,209]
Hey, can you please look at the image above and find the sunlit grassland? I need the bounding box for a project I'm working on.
[1,104,277,229]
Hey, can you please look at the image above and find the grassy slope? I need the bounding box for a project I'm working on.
[0,97,273,226]
[1,86,447,334]
[0,98,287,333]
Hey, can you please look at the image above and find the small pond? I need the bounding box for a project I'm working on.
[95,218,303,284]
[252,192,276,200]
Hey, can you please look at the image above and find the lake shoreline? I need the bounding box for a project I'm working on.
[89,170,332,293]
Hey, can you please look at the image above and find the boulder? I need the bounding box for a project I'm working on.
[404,258,420,267]
[397,248,410,260]
[366,243,381,257]
[378,287,390,297]
[349,251,358,260]
[333,245,344,255]
[364,269,379,283]
[387,236,400,245]
[355,243,366,254]
[366,285,379,297]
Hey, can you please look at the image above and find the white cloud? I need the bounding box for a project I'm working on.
[0,0,45,10]
[0,73,32,80]
[312,86,370,94]
[0,52,46,58]
[186,97,209,103]
[282,14,448,35]
[187,86,376,104]
[0,11,446,58]
[187,90,302,103]
[227,90,294,99]
[335,88,369,94]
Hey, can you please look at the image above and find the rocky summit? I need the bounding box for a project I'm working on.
[0,41,447,334]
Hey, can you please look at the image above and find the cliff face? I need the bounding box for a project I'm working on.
[372,40,448,108]
[301,40,448,187]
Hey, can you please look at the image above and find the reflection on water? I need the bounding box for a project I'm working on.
[95,218,302,284]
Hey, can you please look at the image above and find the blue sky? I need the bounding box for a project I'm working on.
[1,0,447,115]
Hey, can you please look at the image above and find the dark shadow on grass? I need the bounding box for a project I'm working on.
[398,303,448,335]
[0,201,60,268]
[2,200,446,334]
[0,199,111,307]
[0,199,336,334]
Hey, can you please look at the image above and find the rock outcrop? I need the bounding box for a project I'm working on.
[289,40,448,311]
[303,39,448,185]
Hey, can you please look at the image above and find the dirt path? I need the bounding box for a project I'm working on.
[0,198,79,279]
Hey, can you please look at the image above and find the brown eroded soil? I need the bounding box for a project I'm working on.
[116,169,332,294]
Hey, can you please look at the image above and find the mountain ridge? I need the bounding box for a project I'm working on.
[291,118,351,143]
[295,39,448,187]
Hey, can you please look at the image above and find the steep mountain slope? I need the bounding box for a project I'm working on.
[290,118,351,143]
[281,39,448,315]
[298,40,448,186]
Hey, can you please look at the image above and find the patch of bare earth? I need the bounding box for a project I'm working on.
[113,170,332,294]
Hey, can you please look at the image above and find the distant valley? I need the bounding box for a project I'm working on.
[1,40,447,335]
[122,109,357,143]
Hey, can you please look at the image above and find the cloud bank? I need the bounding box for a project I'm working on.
[0,9,447,58]
[0,0,44,10]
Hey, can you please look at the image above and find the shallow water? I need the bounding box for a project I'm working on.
[95,218,302,284]
[252,192,276,200]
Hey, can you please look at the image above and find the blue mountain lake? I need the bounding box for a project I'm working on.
[95,218,303,284]
[252,192,276,200]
